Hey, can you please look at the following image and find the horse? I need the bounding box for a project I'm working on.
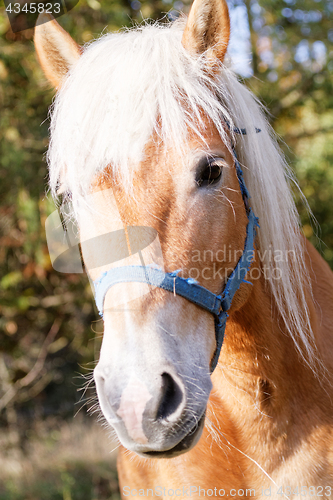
[34,0,333,497]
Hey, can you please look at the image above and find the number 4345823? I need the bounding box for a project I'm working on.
[5,3,61,14]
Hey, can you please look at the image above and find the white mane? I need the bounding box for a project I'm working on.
[48,20,316,364]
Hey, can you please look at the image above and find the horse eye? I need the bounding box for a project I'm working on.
[196,158,223,188]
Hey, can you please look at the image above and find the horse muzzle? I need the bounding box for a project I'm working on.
[94,363,211,458]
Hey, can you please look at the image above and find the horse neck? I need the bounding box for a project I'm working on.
[214,268,321,411]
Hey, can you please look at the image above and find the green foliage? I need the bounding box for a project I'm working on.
[0,419,120,500]
[0,462,120,500]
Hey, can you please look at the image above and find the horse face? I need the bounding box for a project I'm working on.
[81,125,248,457]
[34,0,247,458]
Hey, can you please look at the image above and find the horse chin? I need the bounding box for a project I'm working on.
[136,413,206,459]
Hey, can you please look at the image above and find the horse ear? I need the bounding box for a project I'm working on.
[34,14,82,89]
[182,0,230,64]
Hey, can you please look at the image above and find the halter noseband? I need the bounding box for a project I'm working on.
[93,138,259,373]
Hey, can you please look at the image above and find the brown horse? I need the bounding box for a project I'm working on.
[35,0,333,497]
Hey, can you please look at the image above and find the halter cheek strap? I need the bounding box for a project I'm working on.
[93,149,259,373]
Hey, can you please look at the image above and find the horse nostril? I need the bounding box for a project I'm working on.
[94,366,106,389]
[156,372,184,421]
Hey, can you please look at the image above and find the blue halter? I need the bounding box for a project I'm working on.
[93,144,259,373]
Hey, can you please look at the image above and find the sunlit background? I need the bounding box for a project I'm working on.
[0,0,332,498]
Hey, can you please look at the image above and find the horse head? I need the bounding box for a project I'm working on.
[34,0,317,463]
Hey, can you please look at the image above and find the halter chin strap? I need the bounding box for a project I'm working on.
[93,150,259,373]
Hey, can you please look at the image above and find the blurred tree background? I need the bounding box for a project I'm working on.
[0,0,332,498]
